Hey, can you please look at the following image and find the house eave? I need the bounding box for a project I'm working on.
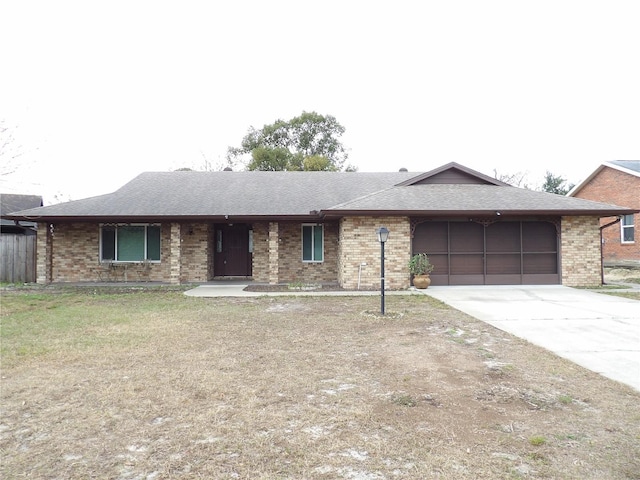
[1,213,327,224]
[320,208,638,218]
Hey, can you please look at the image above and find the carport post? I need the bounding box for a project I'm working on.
[376,227,390,315]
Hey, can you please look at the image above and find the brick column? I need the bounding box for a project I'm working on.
[338,216,411,290]
[36,222,52,284]
[268,222,279,285]
[561,216,601,287]
[170,222,181,284]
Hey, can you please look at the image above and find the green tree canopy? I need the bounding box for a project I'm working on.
[541,171,575,195]
[227,111,351,171]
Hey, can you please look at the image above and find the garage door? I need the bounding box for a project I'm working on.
[412,220,560,285]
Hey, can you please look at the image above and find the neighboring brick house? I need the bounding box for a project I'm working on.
[3,162,635,288]
[569,160,640,267]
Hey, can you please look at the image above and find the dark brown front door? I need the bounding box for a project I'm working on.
[213,224,252,277]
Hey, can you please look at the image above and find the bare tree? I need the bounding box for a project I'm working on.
[493,169,532,189]
[0,120,24,176]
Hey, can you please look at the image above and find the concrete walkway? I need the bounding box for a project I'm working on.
[184,282,421,298]
[184,282,640,392]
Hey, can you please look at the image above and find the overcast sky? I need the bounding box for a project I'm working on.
[1,1,639,204]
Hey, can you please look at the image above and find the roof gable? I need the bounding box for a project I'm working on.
[568,160,640,197]
[398,162,507,186]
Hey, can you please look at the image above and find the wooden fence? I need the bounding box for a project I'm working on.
[0,234,37,283]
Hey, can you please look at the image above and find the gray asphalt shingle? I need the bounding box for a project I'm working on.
[4,168,635,220]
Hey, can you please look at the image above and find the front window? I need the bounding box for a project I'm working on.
[101,224,161,262]
[621,214,635,243]
[302,224,323,262]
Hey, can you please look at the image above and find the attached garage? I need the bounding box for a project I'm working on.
[412,219,560,285]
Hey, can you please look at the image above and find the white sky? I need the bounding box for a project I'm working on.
[1,1,639,204]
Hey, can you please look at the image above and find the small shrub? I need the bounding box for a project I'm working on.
[392,394,417,407]
[529,435,547,446]
[558,395,573,405]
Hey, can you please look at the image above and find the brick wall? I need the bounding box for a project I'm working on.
[36,222,51,284]
[250,221,339,285]
[561,216,602,286]
[277,222,339,284]
[49,223,100,282]
[573,167,640,264]
[179,223,209,283]
[251,222,269,283]
[38,222,182,283]
[338,216,411,290]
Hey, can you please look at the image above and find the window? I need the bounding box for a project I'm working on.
[302,224,323,262]
[621,214,635,243]
[101,224,161,262]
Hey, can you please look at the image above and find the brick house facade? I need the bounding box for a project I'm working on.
[569,161,640,267]
[9,163,635,289]
[31,214,609,289]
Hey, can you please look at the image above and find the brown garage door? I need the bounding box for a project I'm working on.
[412,220,560,285]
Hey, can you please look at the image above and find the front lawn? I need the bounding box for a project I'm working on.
[1,288,639,479]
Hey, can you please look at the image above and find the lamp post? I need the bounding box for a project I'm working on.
[376,227,390,315]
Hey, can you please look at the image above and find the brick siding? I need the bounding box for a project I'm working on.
[572,167,640,265]
[561,216,602,286]
[251,221,339,285]
[277,222,339,284]
[338,216,411,290]
[38,222,175,283]
[37,216,606,288]
[251,222,269,283]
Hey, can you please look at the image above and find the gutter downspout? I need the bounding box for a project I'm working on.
[599,217,621,285]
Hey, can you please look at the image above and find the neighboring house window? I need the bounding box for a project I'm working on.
[302,224,323,262]
[101,224,161,262]
[621,214,635,243]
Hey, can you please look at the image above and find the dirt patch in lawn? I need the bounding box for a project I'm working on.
[605,267,640,285]
[1,291,639,479]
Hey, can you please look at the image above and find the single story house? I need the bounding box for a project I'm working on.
[3,162,636,288]
[568,160,640,267]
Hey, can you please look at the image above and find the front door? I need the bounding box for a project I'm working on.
[213,224,252,277]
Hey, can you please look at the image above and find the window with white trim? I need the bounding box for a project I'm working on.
[302,224,323,262]
[621,214,635,243]
[100,224,161,262]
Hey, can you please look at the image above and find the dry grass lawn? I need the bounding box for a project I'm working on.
[1,287,639,479]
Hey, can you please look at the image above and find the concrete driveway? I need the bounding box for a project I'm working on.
[421,285,640,392]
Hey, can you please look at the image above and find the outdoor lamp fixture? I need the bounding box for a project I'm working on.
[376,227,390,315]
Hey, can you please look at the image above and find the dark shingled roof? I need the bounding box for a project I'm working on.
[322,184,635,216]
[3,165,635,222]
[3,171,416,221]
[1,194,43,227]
